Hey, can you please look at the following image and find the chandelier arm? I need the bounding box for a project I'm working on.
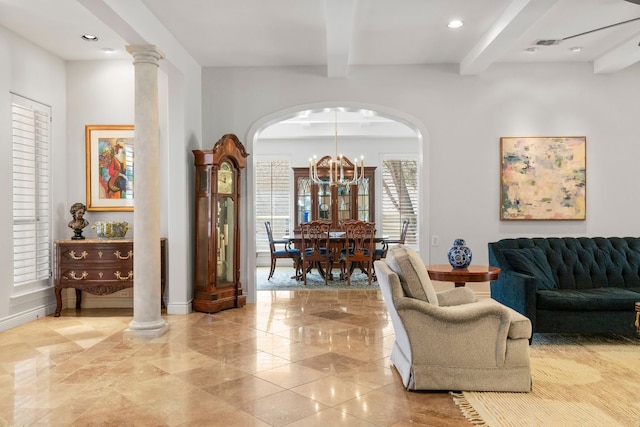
[307,110,365,186]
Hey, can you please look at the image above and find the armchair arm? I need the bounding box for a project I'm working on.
[490,270,537,329]
[436,287,477,306]
[394,297,515,367]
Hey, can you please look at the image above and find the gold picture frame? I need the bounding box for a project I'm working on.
[85,124,135,211]
[500,136,586,220]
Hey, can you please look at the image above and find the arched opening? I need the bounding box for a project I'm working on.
[245,104,427,296]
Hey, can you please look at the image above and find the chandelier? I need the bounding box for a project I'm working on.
[309,111,364,186]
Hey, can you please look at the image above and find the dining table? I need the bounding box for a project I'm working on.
[285,232,388,280]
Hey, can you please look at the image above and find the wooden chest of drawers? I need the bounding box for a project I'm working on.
[53,238,166,317]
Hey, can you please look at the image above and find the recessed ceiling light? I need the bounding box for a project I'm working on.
[447,20,463,29]
[81,34,99,42]
[525,47,538,53]
[101,47,115,53]
[569,46,582,52]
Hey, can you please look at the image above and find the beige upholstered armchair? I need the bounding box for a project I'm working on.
[374,245,532,392]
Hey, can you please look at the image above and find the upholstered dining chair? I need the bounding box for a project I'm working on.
[340,220,376,285]
[265,221,300,280]
[299,220,333,285]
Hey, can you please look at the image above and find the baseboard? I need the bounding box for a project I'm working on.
[0,304,55,332]
[166,301,192,314]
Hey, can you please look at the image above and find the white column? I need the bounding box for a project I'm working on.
[125,45,169,338]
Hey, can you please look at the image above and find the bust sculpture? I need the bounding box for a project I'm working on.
[68,202,89,240]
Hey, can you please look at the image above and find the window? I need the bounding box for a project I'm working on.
[12,94,51,291]
[255,159,291,253]
[380,159,418,247]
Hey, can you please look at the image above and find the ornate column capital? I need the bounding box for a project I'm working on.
[126,45,164,66]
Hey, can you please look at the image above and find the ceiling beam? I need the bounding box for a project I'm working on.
[593,30,640,73]
[459,0,559,75]
[78,0,200,71]
[77,0,148,45]
[325,0,356,78]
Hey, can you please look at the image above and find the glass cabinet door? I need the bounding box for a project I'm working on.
[216,196,234,284]
[317,181,332,220]
[337,184,351,223]
[357,177,370,221]
[297,177,311,224]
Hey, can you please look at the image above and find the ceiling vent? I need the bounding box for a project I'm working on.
[535,39,562,46]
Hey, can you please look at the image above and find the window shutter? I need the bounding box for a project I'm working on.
[12,94,51,289]
[255,160,291,252]
[381,159,418,246]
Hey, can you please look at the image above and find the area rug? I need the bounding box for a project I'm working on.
[256,266,379,290]
[452,333,640,427]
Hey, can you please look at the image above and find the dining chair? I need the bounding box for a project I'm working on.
[265,221,300,280]
[374,219,410,262]
[340,220,376,285]
[299,220,333,285]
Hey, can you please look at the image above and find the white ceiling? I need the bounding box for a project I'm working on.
[1,0,640,75]
[1,0,639,133]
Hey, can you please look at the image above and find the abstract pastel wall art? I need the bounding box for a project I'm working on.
[500,136,586,220]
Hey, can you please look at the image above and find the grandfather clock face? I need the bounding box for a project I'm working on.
[217,161,234,194]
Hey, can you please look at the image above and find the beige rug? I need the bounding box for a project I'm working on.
[452,333,640,427]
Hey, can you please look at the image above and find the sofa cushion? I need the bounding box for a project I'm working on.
[502,247,557,290]
[537,288,640,311]
[386,245,439,306]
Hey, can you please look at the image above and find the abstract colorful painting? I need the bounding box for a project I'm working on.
[500,136,586,220]
[85,125,134,211]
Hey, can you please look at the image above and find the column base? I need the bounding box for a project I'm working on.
[125,319,170,338]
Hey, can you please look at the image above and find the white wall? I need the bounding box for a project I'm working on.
[65,60,136,308]
[202,63,640,297]
[0,26,67,329]
[66,60,135,224]
[254,136,418,163]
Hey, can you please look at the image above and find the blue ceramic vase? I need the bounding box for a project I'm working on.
[448,238,472,268]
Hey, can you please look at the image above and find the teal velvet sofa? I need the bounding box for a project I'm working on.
[488,237,640,335]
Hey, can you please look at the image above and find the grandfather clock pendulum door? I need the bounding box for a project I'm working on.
[192,134,248,313]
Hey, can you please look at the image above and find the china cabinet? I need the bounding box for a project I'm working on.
[293,155,376,231]
[192,134,248,313]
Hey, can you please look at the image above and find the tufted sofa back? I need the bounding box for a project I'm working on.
[488,237,640,290]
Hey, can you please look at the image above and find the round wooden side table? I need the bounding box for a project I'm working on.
[426,264,501,287]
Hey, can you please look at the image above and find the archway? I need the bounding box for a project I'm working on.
[244,103,429,301]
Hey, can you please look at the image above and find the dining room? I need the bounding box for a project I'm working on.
[252,106,421,290]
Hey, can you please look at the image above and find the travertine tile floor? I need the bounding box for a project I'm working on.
[0,290,471,426]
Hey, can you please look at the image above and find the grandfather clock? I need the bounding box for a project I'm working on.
[192,134,248,313]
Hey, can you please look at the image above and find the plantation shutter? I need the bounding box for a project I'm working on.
[381,159,418,247]
[255,160,291,252]
[12,94,51,289]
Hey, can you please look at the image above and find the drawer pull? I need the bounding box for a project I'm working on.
[115,271,134,281]
[114,250,133,260]
[69,250,88,260]
[68,271,88,280]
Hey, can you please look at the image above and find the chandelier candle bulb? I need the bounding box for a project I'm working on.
[307,110,366,186]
